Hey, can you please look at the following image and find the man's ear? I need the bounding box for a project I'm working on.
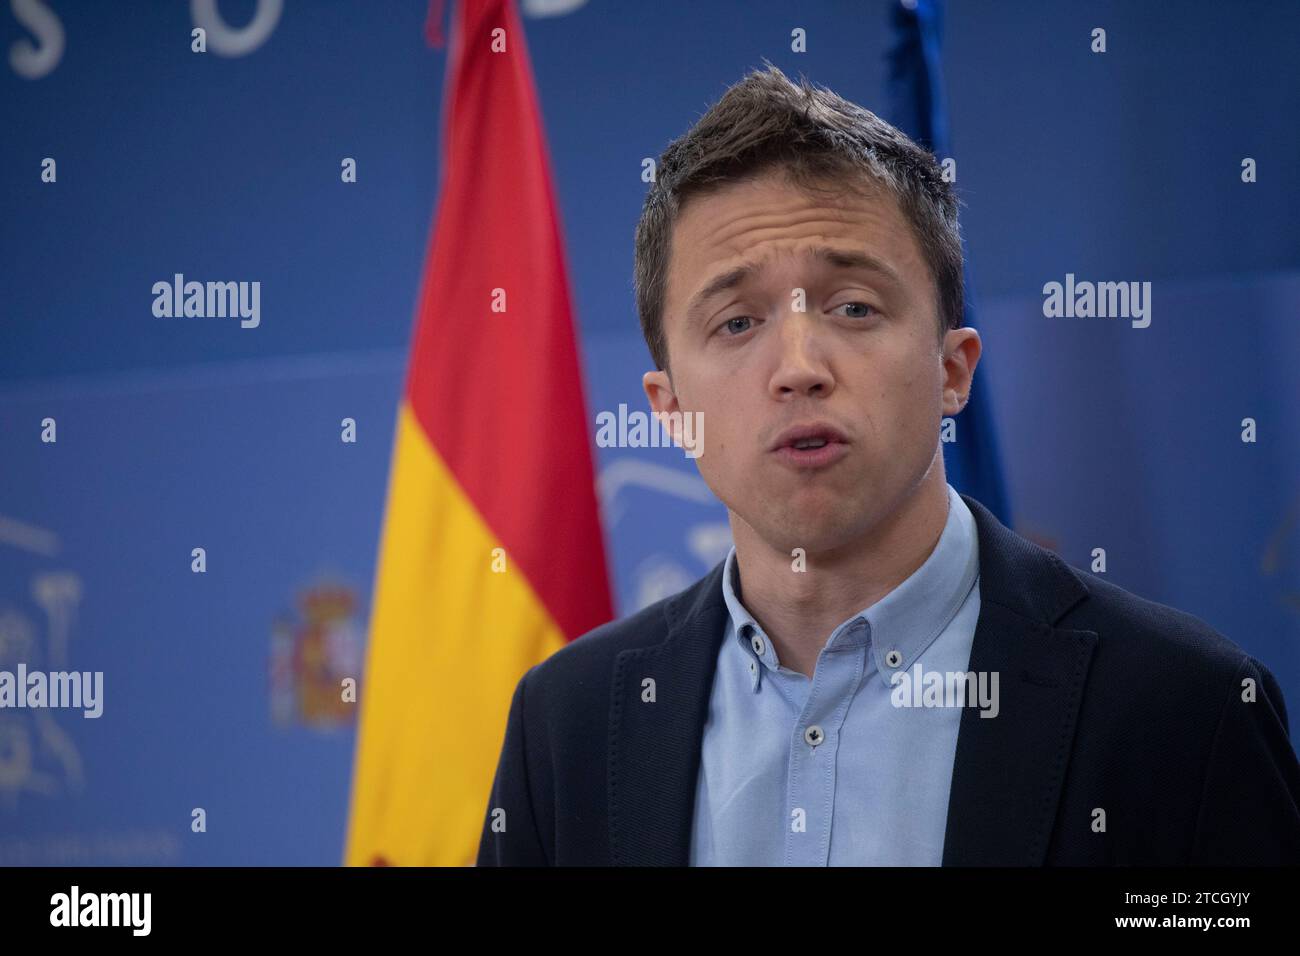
[642,368,679,418]
[642,368,682,443]
[941,328,981,416]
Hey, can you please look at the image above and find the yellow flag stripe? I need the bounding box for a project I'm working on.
[344,402,568,866]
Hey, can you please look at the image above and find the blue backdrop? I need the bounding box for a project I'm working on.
[2,0,1297,864]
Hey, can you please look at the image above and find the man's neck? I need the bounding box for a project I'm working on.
[728,468,951,679]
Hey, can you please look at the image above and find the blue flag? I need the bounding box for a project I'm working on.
[886,0,1013,526]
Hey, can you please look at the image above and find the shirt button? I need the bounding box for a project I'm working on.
[885,649,903,668]
[750,633,766,657]
[748,659,757,676]
[803,724,824,747]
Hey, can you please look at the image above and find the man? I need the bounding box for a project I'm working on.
[476,65,1300,865]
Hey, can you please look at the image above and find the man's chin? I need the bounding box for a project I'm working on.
[753,509,877,558]
[777,485,873,525]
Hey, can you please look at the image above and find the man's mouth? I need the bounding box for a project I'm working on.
[770,423,850,469]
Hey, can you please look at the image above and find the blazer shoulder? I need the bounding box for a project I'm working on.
[1068,566,1271,684]
[523,575,698,701]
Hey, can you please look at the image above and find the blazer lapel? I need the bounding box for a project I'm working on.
[607,494,1100,866]
[942,494,1099,865]
[608,561,729,866]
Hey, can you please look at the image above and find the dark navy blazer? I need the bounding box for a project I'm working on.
[477,494,1300,865]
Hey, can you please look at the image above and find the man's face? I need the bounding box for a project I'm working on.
[643,169,977,554]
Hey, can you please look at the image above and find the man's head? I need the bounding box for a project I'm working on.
[634,64,980,555]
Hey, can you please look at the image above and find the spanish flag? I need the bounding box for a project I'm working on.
[345,0,614,867]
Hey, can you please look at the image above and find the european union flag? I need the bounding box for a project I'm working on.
[887,0,1013,526]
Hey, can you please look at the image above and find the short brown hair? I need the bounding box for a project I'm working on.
[633,62,964,373]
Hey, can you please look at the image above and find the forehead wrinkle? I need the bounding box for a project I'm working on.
[684,240,904,325]
[670,182,922,332]
[697,203,873,253]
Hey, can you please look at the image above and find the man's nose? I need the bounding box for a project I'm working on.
[769,310,834,399]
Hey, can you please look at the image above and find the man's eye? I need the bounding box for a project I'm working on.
[720,316,753,335]
[833,302,875,319]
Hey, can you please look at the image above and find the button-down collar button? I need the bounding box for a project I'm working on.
[803,724,824,747]
[885,649,903,668]
[750,633,766,657]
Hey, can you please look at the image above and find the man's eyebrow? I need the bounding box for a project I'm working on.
[810,246,902,284]
[685,263,756,322]
[684,246,902,322]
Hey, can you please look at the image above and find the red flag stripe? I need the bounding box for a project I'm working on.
[405,0,613,640]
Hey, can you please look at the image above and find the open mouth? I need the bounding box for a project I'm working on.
[771,424,850,469]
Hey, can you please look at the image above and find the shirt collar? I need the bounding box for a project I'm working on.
[721,482,980,690]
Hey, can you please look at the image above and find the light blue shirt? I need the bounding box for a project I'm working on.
[688,482,982,865]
